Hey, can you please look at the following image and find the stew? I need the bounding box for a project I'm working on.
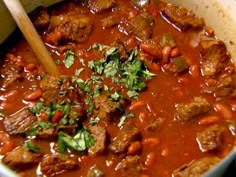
[0,0,236,177]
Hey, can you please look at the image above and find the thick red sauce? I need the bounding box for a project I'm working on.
[0,0,235,177]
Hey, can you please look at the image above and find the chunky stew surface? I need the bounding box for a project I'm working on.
[0,0,236,177]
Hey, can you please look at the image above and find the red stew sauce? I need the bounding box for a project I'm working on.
[0,0,236,177]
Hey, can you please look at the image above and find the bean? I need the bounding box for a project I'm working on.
[170,47,181,58]
[126,36,137,50]
[214,103,232,119]
[145,152,157,167]
[128,141,142,155]
[23,89,42,101]
[189,64,200,78]
[26,63,36,71]
[129,100,145,110]
[1,89,19,100]
[142,137,160,146]
[0,101,13,110]
[140,43,162,58]
[52,109,64,123]
[0,132,15,155]
[198,115,220,125]
[162,46,172,64]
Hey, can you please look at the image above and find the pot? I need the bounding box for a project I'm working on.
[0,0,236,177]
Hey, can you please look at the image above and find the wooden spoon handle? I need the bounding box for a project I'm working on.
[3,0,60,75]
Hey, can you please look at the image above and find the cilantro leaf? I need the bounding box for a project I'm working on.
[64,50,75,69]
[57,128,95,153]
[23,141,41,152]
[29,102,44,114]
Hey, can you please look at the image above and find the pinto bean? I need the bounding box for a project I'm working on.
[0,101,14,110]
[0,132,15,155]
[26,63,37,72]
[162,46,171,64]
[214,103,232,119]
[198,115,220,125]
[170,47,181,58]
[1,89,19,100]
[145,152,157,167]
[142,137,160,146]
[126,36,137,50]
[129,100,145,110]
[23,89,42,101]
[127,141,142,155]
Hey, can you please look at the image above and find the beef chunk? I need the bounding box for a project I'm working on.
[87,165,104,177]
[196,125,224,152]
[40,154,78,176]
[175,97,211,123]
[38,127,58,139]
[119,14,153,41]
[2,146,42,171]
[161,4,204,31]
[214,73,236,97]
[109,125,140,153]
[40,75,85,110]
[88,0,116,13]
[115,155,142,177]
[94,93,125,121]
[101,15,120,28]
[31,7,50,30]
[47,15,92,44]
[199,40,230,77]
[112,39,128,61]
[88,125,106,156]
[4,108,37,135]
[172,157,220,177]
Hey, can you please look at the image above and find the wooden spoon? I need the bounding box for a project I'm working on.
[3,0,60,75]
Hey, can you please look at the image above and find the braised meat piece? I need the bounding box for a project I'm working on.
[31,7,50,30]
[199,40,230,77]
[109,125,140,153]
[88,0,116,13]
[0,54,24,88]
[87,165,104,177]
[161,4,204,31]
[196,125,224,152]
[40,154,78,176]
[2,146,42,171]
[101,15,120,28]
[172,157,220,177]
[4,108,37,135]
[47,14,92,44]
[119,14,153,41]
[115,155,142,177]
[94,93,125,121]
[175,97,211,123]
[214,73,236,97]
[88,125,106,156]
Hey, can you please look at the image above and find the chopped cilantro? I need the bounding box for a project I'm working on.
[79,58,86,66]
[64,50,75,69]
[118,113,135,127]
[89,117,100,126]
[93,85,102,98]
[109,91,121,101]
[37,121,53,130]
[23,141,41,152]
[87,43,108,52]
[88,59,105,75]
[88,103,94,115]
[58,128,95,153]
[75,68,85,76]
[127,90,139,98]
[29,102,44,115]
